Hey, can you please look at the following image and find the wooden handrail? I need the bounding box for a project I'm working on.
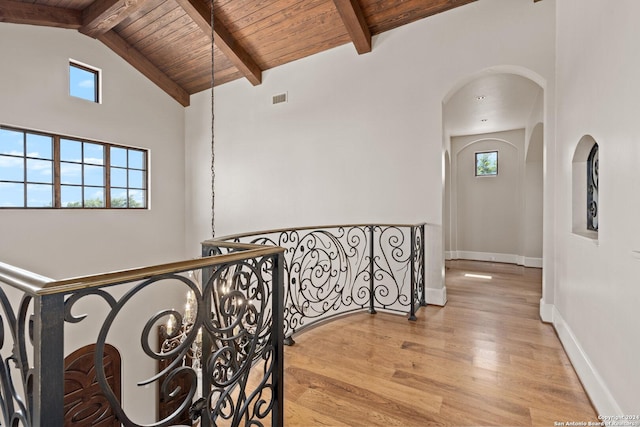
[214,222,429,242]
[1,224,428,296]
[0,261,55,295]
[0,242,283,296]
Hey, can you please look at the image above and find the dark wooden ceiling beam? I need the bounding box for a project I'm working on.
[174,0,262,86]
[0,0,81,29]
[80,0,146,38]
[174,0,209,37]
[98,30,190,106]
[213,15,262,85]
[332,0,371,54]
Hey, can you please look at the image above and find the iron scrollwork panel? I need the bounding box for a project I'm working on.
[64,275,201,427]
[371,226,413,312]
[283,227,371,335]
[0,289,33,426]
[201,258,277,426]
[222,227,372,339]
[61,254,281,427]
[214,224,426,341]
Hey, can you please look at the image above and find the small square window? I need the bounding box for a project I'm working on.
[475,151,498,176]
[69,61,100,103]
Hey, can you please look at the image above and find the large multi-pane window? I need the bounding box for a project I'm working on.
[0,126,147,209]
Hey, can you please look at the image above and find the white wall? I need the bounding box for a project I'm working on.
[0,23,187,422]
[525,88,544,154]
[524,123,543,261]
[185,90,213,257]
[555,0,640,415]
[186,0,556,305]
[449,129,535,265]
[523,90,544,263]
[0,23,187,275]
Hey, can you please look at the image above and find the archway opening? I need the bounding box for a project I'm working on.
[442,69,546,300]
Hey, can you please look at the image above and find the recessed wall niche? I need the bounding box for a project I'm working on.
[572,135,599,240]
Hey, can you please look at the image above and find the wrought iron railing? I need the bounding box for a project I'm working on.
[0,242,285,427]
[208,223,426,345]
[0,223,426,425]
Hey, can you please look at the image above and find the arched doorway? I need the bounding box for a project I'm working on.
[442,67,551,317]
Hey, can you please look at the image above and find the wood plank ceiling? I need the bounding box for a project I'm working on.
[0,0,488,106]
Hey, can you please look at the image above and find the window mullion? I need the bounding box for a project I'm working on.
[81,142,85,208]
[22,131,27,208]
[105,145,111,209]
[144,150,148,209]
[53,136,61,208]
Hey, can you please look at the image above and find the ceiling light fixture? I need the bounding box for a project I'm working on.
[475,95,486,100]
[481,119,488,122]
[464,273,493,279]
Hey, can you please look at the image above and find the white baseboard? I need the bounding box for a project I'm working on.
[425,286,447,306]
[523,256,543,268]
[550,305,622,416]
[448,251,542,268]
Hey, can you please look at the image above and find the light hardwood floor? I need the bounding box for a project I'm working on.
[283,260,598,426]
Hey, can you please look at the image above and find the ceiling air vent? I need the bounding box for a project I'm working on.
[272,93,287,105]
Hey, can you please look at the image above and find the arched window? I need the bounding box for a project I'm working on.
[587,144,598,231]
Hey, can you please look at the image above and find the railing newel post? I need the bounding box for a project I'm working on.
[368,225,377,315]
[32,292,65,426]
[272,252,285,427]
[199,249,213,427]
[421,223,427,307]
[409,226,417,321]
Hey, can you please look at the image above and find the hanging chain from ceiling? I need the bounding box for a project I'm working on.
[211,1,216,238]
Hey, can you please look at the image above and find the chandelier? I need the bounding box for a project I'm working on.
[160,271,204,402]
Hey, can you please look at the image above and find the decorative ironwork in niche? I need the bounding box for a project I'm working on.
[587,143,599,231]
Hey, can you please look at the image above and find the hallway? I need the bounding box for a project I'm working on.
[283,260,598,426]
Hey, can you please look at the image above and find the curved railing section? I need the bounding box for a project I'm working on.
[0,223,425,426]
[209,223,426,344]
[0,242,285,427]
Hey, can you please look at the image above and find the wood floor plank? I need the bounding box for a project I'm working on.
[286,352,443,414]
[285,400,353,427]
[282,260,598,426]
[294,385,446,426]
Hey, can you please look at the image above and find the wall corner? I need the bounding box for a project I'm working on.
[426,286,447,306]
[539,298,554,323]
